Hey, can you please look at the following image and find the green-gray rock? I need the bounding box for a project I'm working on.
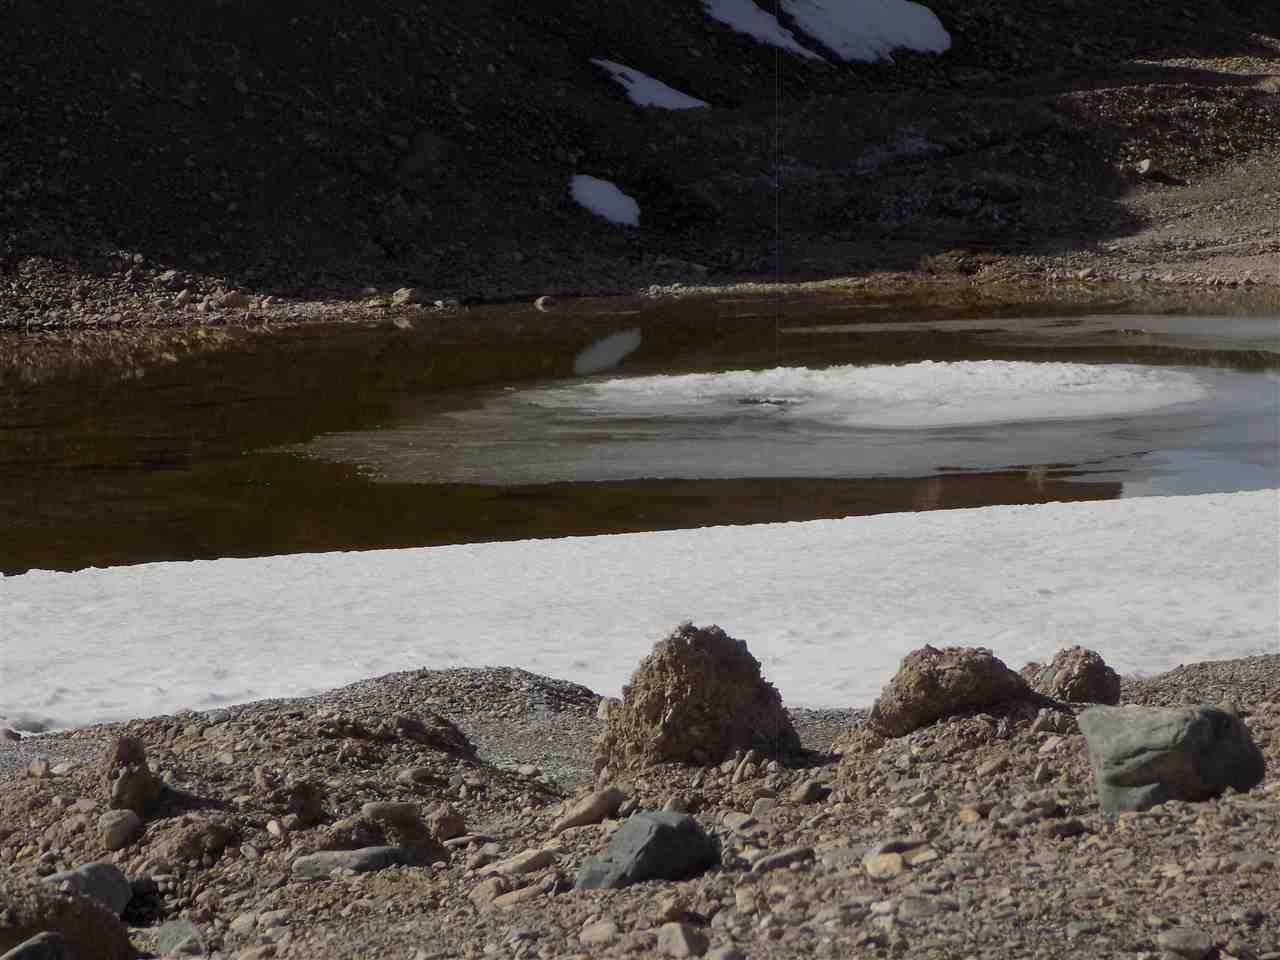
[1078,704,1265,813]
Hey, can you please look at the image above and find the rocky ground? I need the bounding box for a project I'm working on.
[2,1,1278,357]
[2,645,1277,960]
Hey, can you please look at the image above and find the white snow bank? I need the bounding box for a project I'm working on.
[591,59,710,109]
[702,0,822,59]
[3,491,1276,730]
[570,175,640,226]
[782,0,950,62]
[526,361,1210,429]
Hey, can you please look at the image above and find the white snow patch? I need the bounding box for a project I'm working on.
[525,361,1210,429]
[783,0,950,62]
[591,59,710,109]
[570,175,640,226]
[702,0,822,59]
[2,491,1276,729]
[574,328,643,376]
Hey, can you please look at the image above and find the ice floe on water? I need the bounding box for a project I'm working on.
[570,174,640,226]
[3,491,1276,730]
[591,59,709,109]
[527,361,1210,429]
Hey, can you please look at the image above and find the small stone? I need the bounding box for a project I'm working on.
[265,819,286,839]
[789,778,829,804]
[551,786,626,834]
[216,290,250,310]
[534,295,556,312]
[391,287,422,307]
[290,846,404,879]
[155,919,207,956]
[1158,927,1215,960]
[98,809,143,851]
[468,876,510,907]
[579,919,620,946]
[427,803,466,841]
[863,852,905,879]
[491,879,553,909]
[27,758,50,779]
[477,847,557,877]
[751,845,814,874]
[657,923,709,958]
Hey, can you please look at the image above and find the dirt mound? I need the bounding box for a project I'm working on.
[1022,645,1121,704]
[594,623,801,771]
[869,645,1031,737]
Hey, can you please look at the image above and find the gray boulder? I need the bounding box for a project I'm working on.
[1078,704,1265,813]
[574,812,718,890]
[42,862,132,916]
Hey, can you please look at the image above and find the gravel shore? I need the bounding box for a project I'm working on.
[3,653,1276,959]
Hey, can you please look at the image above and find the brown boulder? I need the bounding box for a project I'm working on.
[0,870,135,959]
[869,645,1030,737]
[593,623,800,772]
[1021,646,1121,704]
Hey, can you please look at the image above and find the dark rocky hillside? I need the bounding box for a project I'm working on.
[2,0,1278,301]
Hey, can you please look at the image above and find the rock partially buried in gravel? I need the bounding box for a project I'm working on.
[593,623,800,771]
[869,645,1031,737]
[1078,704,1266,812]
[154,919,207,957]
[1022,646,1120,704]
[0,870,136,959]
[290,846,406,879]
[575,812,718,890]
[551,785,626,834]
[42,862,132,916]
[98,809,143,851]
[657,922,709,958]
[0,932,72,960]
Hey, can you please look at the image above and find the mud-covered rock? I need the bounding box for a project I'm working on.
[1022,646,1120,704]
[593,623,800,771]
[869,645,1031,737]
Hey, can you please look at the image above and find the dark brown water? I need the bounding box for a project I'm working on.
[2,294,1276,574]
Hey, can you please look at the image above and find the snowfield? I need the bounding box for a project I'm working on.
[3,491,1276,731]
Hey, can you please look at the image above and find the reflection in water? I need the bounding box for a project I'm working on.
[573,328,642,375]
[3,299,1276,573]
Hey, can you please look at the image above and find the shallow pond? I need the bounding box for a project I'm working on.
[2,294,1277,574]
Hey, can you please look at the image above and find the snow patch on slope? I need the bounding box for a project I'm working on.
[591,59,710,109]
[570,175,640,226]
[783,0,950,62]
